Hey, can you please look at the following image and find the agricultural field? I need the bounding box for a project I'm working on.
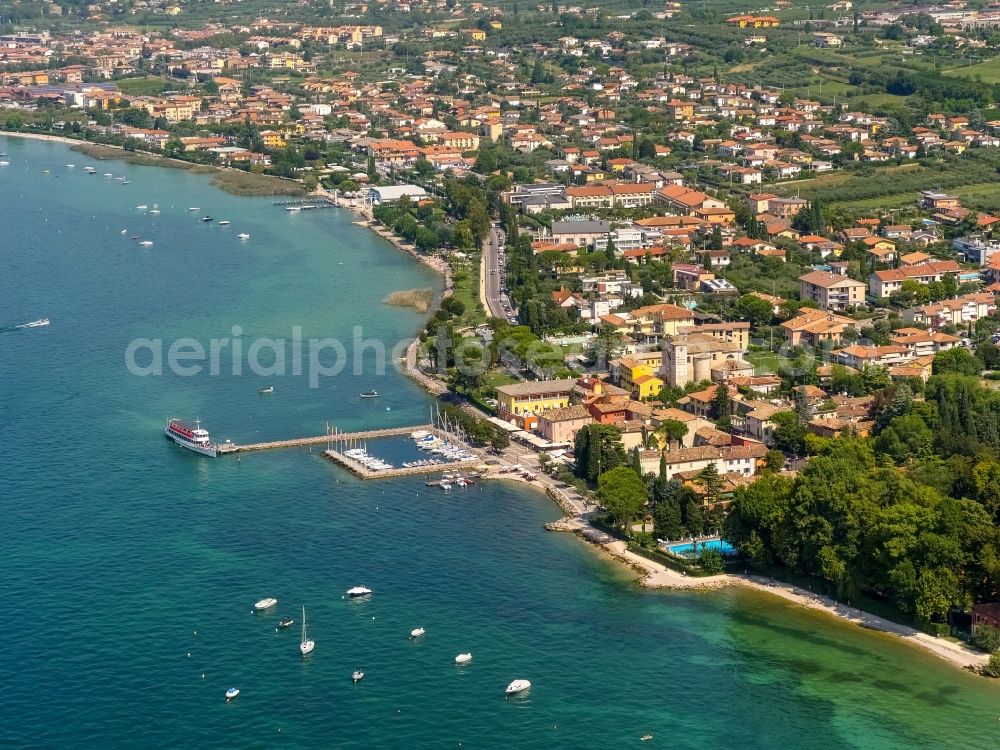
[114,77,175,97]
[942,59,1000,84]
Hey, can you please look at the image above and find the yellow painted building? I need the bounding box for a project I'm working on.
[496,379,578,426]
[616,358,664,400]
[260,130,287,149]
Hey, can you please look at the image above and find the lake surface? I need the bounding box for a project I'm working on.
[2,135,999,749]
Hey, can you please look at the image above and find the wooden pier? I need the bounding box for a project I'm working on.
[217,424,431,454]
[322,449,481,480]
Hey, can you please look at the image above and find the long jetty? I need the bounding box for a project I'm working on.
[217,424,429,454]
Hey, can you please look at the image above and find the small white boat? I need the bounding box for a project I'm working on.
[219,220,231,226]
[345,586,372,598]
[189,207,200,211]
[410,627,425,639]
[258,386,274,394]
[254,597,278,611]
[455,653,472,665]
[42,169,50,174]
[104,173,113,177]
[0,161,9,167]
[139,241,153,247]
[137,204,148,210]
[122,180,130,184]
[359,390,379,399]
[237,233,251,240]
[278,616,294,629]
[286,206,301,212]
[300,605,315,656]
[121,229,128,235]
[150,209,160,215]
[66,164,75,168]
[225,687,240,700]
[352,669,364,682]
[505,679,531,695]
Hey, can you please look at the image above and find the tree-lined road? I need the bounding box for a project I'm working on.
[485,226,517,324]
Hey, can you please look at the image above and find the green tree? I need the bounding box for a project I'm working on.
[983,650,1000,678]
[699,547,725,575]
[933,348,983,376]
[655,419,688,449]
[771,411,806,455]
[734,294,774,327]
[712,385,732,430]
[653,498,684,539]
[972,623,1000,653]
[598,466,649,530]
[684,498,705,536]
[696,462,725,505]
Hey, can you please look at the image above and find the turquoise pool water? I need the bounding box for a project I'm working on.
[668,538,738,557]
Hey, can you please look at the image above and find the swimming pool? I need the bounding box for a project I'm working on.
[667,538,737,557]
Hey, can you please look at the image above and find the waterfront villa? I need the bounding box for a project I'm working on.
[495,379,578,429]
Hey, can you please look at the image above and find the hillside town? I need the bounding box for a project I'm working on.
[8,0,1000,666]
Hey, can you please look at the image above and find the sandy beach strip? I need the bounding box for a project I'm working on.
[595,537,989,671]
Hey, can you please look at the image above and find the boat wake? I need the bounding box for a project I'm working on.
[1,318,50,333]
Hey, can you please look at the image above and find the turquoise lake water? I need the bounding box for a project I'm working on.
[3,135,1000,749]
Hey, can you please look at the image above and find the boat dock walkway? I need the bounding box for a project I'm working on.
[322,449,481,480]
[272,197,336,208]
[217,424,430,454]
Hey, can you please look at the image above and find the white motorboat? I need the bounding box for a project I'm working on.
[189,207,200,211]
[66,164,75,168]
[225,687,240,700]
[237,233,251,240]
[219,220,231,226]
[345,586,372,598]
[258,386,274,394]
[254,597,278,611]
[300,605,315,656]
[352,669,364,682]
[410,627,425,639]
[0,161,9,166]
[455,653,472,665]
[137,204,148,210]
[139,241,154,247]
[150,209,160,215]
[104,173,113,177]
[505,679,531,695]
[411,430,430,440]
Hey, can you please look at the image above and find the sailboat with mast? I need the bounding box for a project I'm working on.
[299,605,315,656]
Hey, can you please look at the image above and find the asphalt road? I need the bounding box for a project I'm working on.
[485,226,517,324]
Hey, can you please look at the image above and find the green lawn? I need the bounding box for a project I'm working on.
[747,349,790,375]
[449,256,487,327]
[942,59,1000,84]
[830,192,918,212]
[115,77,174,96]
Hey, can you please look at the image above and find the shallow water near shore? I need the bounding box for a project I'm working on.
[3,135,1000,749]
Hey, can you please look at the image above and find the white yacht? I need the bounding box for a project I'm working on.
[219,220,231,226]
[254,597,278,611]
[225,687,240,700]
[300,606,315,656]
[410,627,425,639]
[352,669,364,682]
[505,679,531,695]
[237,233,251,240]
[345,586,372,598]
[454,653,472,665]
[139,241,154,247]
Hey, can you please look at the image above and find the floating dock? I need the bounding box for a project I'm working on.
[322,449,481,480]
